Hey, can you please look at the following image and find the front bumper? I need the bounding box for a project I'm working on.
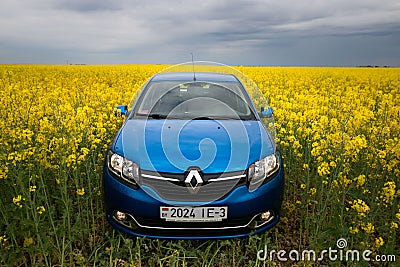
[103,154,284,240]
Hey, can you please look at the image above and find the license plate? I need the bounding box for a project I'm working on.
[160,206,228,222]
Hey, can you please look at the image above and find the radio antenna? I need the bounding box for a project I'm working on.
[190,52,196,81]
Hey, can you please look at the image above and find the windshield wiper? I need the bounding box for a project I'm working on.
[147,114,242,120]
[192,116,216,120]
[192,116,241,120]
[148,113,168,119]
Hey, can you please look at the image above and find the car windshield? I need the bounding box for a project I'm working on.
[133,81,257,120]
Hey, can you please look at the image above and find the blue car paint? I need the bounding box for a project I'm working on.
[113,119,274,173]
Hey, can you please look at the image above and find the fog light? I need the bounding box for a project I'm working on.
[260,211,272,221]
[115,211,127,221]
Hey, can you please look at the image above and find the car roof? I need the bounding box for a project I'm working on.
[150,72,239,83]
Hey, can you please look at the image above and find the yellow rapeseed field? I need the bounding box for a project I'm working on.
[0,64,399,265]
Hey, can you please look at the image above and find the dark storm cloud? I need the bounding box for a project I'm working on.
[0,0,399,65]
[55,0,124,12]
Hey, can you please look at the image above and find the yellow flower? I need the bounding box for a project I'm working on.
[339,173,352,187]
[390,222,398,229]
[300,183,306,189]
[354,175,366,188]
[361,222,374,234]
[76,188,85,196]
[80,147,89,155]
[23,237,34,247]
[377,150,386,159]
[37,206,45,215]
[380,181,396,205]
[375,237,384,248]
[349,226,359,234]
[0,235,7,246]
[317,162,330,176]
[12,195,23,208]
[309,187,317,196]
[0,167,8,179]
[13,195,22,204]
[349,199,370,217]
[29,185,37,192]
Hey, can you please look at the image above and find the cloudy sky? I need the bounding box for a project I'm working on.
[0,0,399,66]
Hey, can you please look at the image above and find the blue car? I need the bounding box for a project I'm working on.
[103,63,284,239]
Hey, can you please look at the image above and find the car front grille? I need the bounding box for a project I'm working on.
[139,169,247,202]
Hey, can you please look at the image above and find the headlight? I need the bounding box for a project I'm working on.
[247,153,280,191]
[108,151,139,186]
[110,153,124,173]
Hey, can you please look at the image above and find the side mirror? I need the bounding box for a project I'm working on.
[116,105,128,116]
[260,107,273,118]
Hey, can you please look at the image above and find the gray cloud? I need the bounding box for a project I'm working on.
[0,0,399,65]
[55,0,125,12]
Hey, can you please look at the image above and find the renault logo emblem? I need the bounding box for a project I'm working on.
[184,169,203,193]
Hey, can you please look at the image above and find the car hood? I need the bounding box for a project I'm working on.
[113,119,275,173]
